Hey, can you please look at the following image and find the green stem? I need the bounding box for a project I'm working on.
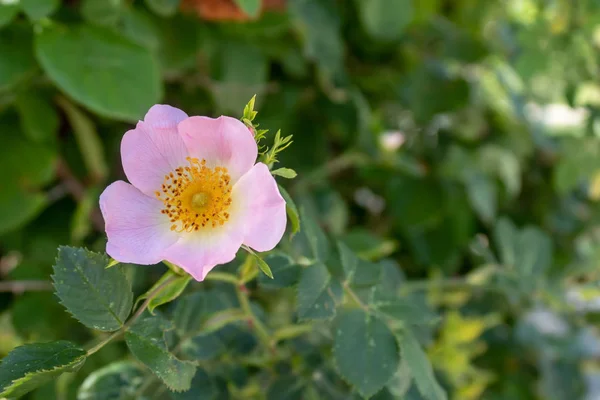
[204,271,239,285]
[343,283,370,312]
[86,274,178,356]
[236,284,273,350]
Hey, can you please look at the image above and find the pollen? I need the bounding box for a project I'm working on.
[156,157,232,232]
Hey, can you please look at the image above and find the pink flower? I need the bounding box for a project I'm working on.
[99,105,287,281]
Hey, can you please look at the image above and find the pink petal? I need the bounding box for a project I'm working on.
[100,181,178,265]
[177,116,257,183]
[161,226,244,281]
[121,105,189,196]
[233,163,287,252]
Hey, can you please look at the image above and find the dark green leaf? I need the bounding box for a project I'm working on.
[81,0,125,26]
[20,0,60,20]
[52,247,133,331]
[170,368,217,400]
[297,263,341,320]
[334,309,399,398]
[397,329,446,400]
[258,253,300,289]
[77,361,146,400]
[0,341,86,398]
[338,241,358,282]
[0,4,19,28]
[0,25,36,91]
[35,25,162,121]
[125,314,196,391]
[15,91,59,144]
[279,185,300,236]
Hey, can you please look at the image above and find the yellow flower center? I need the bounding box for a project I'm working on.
[155,157,232,232]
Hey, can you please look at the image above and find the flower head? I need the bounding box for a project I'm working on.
[99,105,287,281]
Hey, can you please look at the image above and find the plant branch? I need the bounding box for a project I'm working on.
[0,280,53,293]
[236,283,273,350]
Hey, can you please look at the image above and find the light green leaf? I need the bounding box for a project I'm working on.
[398,329,447,400]
[0,341,86,398]
[15,91,59,144]
[357,0,413,41]
[81,0,125,26]
[333,309,399,398]
[272,168,298,179]
[21,0,60,20]
[234,0,261,17]
[243,246,274,279]
[258,253,300,289]
[0,4,19,28]
[52,247,133,331]
[137,271,191,313]
[279,185,300,235]
[145,0,180,17]
[36,24,162,121]
[125,314,196,392]
[297,263,341,320]
[77,361,146,400]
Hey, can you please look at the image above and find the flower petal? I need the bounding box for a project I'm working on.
[100,181,178,264]
[161,226,244,281]
[177,116,257,183]
[121,105,189,196]
[233,163,287,252]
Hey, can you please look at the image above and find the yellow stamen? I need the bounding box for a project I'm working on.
[156,157,232,233]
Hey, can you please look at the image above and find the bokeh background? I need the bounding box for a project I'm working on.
[2,0,600,399]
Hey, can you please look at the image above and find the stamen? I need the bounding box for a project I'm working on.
[156,157,232,232]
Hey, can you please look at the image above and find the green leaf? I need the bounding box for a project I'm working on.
[77,361,146,400]
[0,25,36,91]
[301,211,330,262]
[279,185,300,236]
[243,246,274,278]
[370,288,438,325]
[242,94,258,122]
[397,329,446,400]
[170,368,217,400]
[35,24,162,121]
[357,0,413,41]
[138,272,191,313]
[20,0,60,20]
[145,0,181,17]
[0,341,86,398]
[0,185,47,235]
[81,0,125,26]
[15,91,59,144]
[234,0,261,17]
[333,309,399,398]
[272,168,298,179]
[258,253,300,289]
[125,314,196,392]
[56,96,109,182]
[52,247,133,331]
[0,4,19,28]
[465,174,497,223]
[338,241,358,282]
[297,263,341,320]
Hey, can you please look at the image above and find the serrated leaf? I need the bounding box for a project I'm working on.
[258,253,300,289]
[35,24,162,122]
[0,341,86,398]
[333,309,399,398]
[272,168,298,179]
[234,0,261,17]
[279,185,300,236]
[398,329,447,400]
[52,247,133,331]
[338,241,358,282]
[77,361,146,400]
[370,288,437,325]
[297,263,341,320]
[125,314,195,392]
[137,271,191,313]
[170,368,217,400]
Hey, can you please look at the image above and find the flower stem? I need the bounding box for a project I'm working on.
[86,274,178,356]
[204,271,239,285]
[236,283,273,350]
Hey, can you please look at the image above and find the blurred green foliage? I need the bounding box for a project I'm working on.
[2,0,600,399]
